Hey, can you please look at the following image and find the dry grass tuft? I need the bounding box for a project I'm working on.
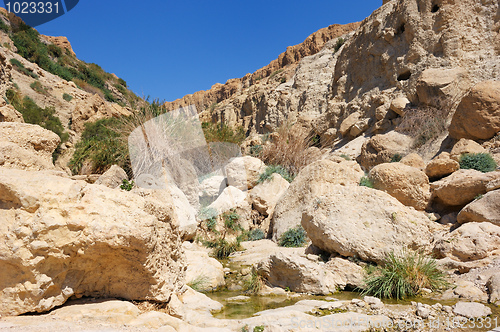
[396,106,449,149]
[259,123,321,177]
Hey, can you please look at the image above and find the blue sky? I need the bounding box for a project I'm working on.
[7,0,380,102]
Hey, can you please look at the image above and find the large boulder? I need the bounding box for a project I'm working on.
[249,173,289,216]
[449,81,500,140]
[450,138,487,161]
[457,189,500,226]
[225,156,266,191]
[431,170,500,206]
[207,185,249,215]
[416,68,470,109]
[0,122,60,171]
[433,222,500,262]
[183,244,225,291]
[357,131,412,170]
[425,152,460,179]
[94,165,128,189]
[0,168,185,316]
[487,274,500,305]
[0,103,24,122]
[453,302,492,319]
[399,153,425,171]
[301,185,440,263]
[167,185,198,241]
[325,257,366,289]
[369,163,431,210]
[272,159,363,241]
[199,175,226,205]
[256,251,342,295]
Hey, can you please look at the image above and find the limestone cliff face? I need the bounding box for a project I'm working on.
[41,35,76,57]
[327,0,500,137]
[164,0,500,141]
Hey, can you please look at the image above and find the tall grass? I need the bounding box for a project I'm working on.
[361,250,448,300]
[259,123,320,178]
[396,107,448,149]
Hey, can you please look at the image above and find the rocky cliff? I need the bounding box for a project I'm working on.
[163,0,499,145]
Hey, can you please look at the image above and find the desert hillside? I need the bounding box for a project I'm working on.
[1,0,500,331]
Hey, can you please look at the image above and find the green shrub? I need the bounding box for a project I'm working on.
[359,176,374,188]
[223,210,242,233]
[459,153,497,173]
[361,251,448,300]
[0,18,10,33]
[47,44,63,58]
[334,38,345,53]
[279,226,307,247]
[8,95,67,143]
[254,326,265,332]
[118,78,127,87]
[30,81,48,95]
[9,58,38,78]
[269,69,283,79]
[340,154,351,161]
[249,144,263,157]
[120,179,134,191]
[10,25,138,108]
[247,229,265,241]
[114,83,127,95]
[62,93,73,102]
[258,165,294,184]
[204,238,242,259]
[202,122,246,145]
[69,118,129,174]
[391,153,403,162]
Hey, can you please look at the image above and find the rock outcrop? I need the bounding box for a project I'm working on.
[301,185,440,263]
[0,167,185,316]
[41,35,76,57]
[0,122,60,171]
[431,170,500,206]
[457,189,500,226]
[433,222,500,262]
[425,152,460,179]
[272,159,363,241]
[249,173,289,216]
[256,251,342,295]
[357,131,412,170]
[369,162,431,210]
[449,81,500,140]
[162,23,360,118]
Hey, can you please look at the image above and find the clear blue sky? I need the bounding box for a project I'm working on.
[8,0,381,102]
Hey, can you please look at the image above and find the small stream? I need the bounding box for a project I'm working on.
[206,290,500,331]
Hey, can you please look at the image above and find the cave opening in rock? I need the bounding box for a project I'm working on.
[397,71,412,81]
[397,23,406,34]
[431,4,440,13]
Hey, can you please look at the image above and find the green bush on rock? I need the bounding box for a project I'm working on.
[279,226,307,247]
[258,165,294,184]
[459,153,497,173]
